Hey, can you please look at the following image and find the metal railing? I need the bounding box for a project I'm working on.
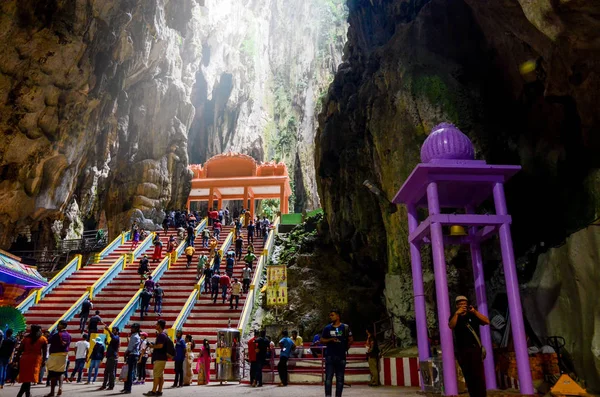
[106,254,170,340]
[87,255,126,299]
[16,254,82,313]
[98,231,129,260]
[48,293,88,333]
[169,230,234,337]
[237,217,280,335]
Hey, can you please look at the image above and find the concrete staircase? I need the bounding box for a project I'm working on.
[114,226,234,381]
[24,242,133,332]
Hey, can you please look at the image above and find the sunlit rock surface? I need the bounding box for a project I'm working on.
[0,0,200,246]
[187,0,347,211]
[316,0,600,389]
[0,0,345,248]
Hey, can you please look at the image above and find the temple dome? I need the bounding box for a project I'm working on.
[420,122,475,163]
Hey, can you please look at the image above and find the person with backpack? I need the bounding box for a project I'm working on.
[138,255,151,279]
[153,284,164,316]
[79,297,93,332]
[320,309,354,397]
[88,310,104,334]
[225,254,235,278]
[140,289,152,320]
[86,336,105,384]
[145,320,173,396]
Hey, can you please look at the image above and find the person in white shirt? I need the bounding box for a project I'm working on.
[242,265,252,294]
[70,334,90,383]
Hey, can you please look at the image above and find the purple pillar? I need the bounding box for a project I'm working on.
[466,206,497,390]
[426,182,458,396]
[493,183,534,395]
[407,204,431,379]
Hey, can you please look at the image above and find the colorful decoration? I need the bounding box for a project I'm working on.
[266,265,288,306]
[0,306,27,333]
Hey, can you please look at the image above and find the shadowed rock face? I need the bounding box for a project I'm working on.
[316,0,600,389]
[0,0,198,246]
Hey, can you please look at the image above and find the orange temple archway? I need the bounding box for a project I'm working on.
[187,153,292,215]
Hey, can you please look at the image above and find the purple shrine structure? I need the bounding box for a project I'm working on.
[393,123,534,396]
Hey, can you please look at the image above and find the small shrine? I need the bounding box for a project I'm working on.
[393,123,534,396]
[188,153,292,214]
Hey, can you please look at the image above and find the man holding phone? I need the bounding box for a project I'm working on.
[449,295,490,397]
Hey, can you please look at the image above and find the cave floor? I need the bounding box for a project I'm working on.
[0,383,421,396]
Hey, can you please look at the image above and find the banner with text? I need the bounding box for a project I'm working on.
[266,265,288,306]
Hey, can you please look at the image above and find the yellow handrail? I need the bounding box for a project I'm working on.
[169,230,234,335]
[105,254,170,342]
[237,216,280,334]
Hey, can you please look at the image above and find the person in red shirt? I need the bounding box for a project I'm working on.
[208,208,218,225]
[248,331,258,387]
[218,273,230,304]
[213,220,222,239]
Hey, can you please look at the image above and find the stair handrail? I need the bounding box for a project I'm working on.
[237,216,280,335]
[87,255,127,299]
[105,253,170,341]
[48,293,89,333]
[128,232,156,263]
[168,229,234,339]
[98,231,129,260]
[194,217,208,235]
[16,254,82,313]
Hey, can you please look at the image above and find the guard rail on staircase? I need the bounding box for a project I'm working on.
[16,255,82,313]
[168,230,234,339]
[237,216,280,336]
[106,253,171,340]
[47,232,155,332]
[97,231,130,261]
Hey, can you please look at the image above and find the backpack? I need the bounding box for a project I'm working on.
[164,334,176,359]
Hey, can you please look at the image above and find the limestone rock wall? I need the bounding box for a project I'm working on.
[0,0,344,250]
[187,0,347,211]
[0,0,202,247]
[315,0,600,389]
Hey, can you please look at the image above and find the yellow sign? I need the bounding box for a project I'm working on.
[266,265,287,306]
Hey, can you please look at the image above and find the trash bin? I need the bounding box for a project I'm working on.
[215,328,241,382]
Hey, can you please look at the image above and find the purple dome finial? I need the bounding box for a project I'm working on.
[420,123,475,163]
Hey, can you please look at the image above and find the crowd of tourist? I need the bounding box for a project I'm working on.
[0,318,215,396]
